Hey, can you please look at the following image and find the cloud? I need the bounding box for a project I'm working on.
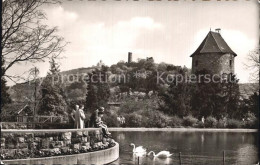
[117,17,163,30]
[45,6,78,28]
[43,7,164,70]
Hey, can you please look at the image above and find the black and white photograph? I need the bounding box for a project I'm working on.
[0,0,259,164]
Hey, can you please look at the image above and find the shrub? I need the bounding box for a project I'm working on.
[205,116,218,128]
[170,116,183,127]
[196,121,204,128]
[119,100,141,114]
[183,115,198,127]
[124,113,143,127]
[103,113,119,127]
[217,119,226,128]
[120,98,158,114]
[244,112,258,129]
[245,119,258,129]
[144,111,171,128]
[226,119,242,128]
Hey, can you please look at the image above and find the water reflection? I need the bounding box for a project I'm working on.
[235,145,258,164]
[110,131,258,165]
[132,152,173,165]
[117,133,126,141]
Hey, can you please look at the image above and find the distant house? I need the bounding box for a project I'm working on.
[16,104,33,122]
[146,57,154,62]
[97,60,105,68]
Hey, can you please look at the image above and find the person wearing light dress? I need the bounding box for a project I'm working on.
[74,105,86,129]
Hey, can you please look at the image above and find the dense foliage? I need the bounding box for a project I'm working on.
[1,59,12,109]
[85,66,111,113]
[38,58,69,121]
[2,57,259,128]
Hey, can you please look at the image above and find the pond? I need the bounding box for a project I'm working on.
[109,131,259,165]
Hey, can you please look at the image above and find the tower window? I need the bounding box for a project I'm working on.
[229,60,232,67]
[195,60,198,67]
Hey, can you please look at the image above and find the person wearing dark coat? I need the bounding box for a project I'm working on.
[89,107,111,137]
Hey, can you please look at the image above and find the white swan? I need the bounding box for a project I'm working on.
[147,151,173,158]
[130,143,147,154]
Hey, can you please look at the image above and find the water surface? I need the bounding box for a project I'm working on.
[109,131,259,165]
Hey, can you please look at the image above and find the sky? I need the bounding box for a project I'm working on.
[7,0,259,85]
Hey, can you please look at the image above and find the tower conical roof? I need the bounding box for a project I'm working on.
[190,31,237,57]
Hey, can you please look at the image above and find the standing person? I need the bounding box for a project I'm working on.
[201,116,205,128]
[89,108,100,127]
[201,116,205,124]
[70,105,78,128]
[117,116,121,125]
[75,104,86,129]
[121,116,125,125]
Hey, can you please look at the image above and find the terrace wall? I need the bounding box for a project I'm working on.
[1,129,119,165]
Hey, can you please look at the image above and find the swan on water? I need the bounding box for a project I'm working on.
[147,151,173,158]
[130,143,147,153]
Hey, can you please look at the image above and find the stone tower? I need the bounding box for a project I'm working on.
[128,52,132,63]
[190,30,237,75]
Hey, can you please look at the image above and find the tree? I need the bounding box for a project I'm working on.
[241,92,259,118]
[159,82,192,117]
[1,0,66,81]
[38,58,68,120]
[85,66,110,112]
[158,69,192,117]
[85,78,98,112]
[245,48,259,83]
[1,59,12,109]
[27,66,40,116]
[191,80,224,118]
[222,74,241,118]
[191,72,240,119]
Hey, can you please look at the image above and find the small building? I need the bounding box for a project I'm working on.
[97,60,105,68]
[190,29,237,75]
[16,104,33,122]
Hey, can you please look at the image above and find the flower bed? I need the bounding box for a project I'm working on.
[1,129,116,160]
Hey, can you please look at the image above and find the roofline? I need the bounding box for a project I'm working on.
[190,31,237,57]
[190,52,237,57]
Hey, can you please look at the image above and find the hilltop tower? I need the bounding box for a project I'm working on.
[128,52,132,63]
[190,29,237,75]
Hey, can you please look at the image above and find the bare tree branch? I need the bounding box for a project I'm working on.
[1,0,66,80]
[244,47,260,83]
